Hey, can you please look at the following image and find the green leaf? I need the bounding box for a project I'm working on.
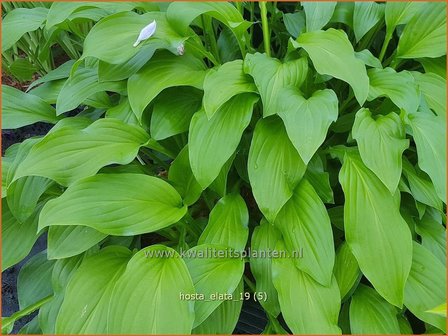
[283,12,305,38]
[243,52,308,117]
[339,152,413,307]
[333,242,361,300]
[355,49,383,69]
[48,226,107,260]
[13,118,150,186]
[415,214,446,264]
[105,97,138,125]
[275,178,335,286]
[39,173,187,236]
[367,67,419,114]
[248,117,306,223]
[2,85,59,129]
[128,51,206,121]
[353,2,384,42]
[302,2,337,32]
[150,87,202,141]
[352,108,409,193]
[56,246,132,333]
[272,240,341,334]
[278,88,338,164]
[397,3,446,59]
[193,280,243,334]
[17,251,55,310]
[108,245,195,333]
[418,56,446,79]
[2,7,48,52]
[349,285,400,334]
[305,155,334,204]
[402,158,443,211]
[7,176,52,223]
[384,2,422,36]
[198,194,249,251]
[2,202,42,271]
[413,72,446,118]
[189,94,258,189]
[250,219,281,317]
[294,28,369,105]
[406,112,446,202]
[427,303,447,318]
[166,2,250,39]
[183,244,245,327]
[56,66,125,115]
[81,11,186,65]
[404,242,446,332]
[8,58,37,82]
[203,60,257,119]
[168,146,202,206]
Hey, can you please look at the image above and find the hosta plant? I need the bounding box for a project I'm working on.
[1,1,446,334]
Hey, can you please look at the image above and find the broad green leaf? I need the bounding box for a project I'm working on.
[402,158,443,211]
[331,2,354,27]
[275,179,335,286]
[243,52,308,117]
[352,108,409,193]
[56,247,132,333]
[183,244,245,327]
[250,219,281,317]
[166,2,250,39]
[397,3,446,59]
[367,67,419,114]
[385,2,422,36]
[406,112,446,202]
[150,87,202,140]
[248,117,306,223]
[189,94,258,189]
[48,226,107,260]
[278,88,338,164]
[272,241,341,334]
[294,29,369,105]
[203,60,257,119]
[39,173,187,236]
[413,72,446,118]
[2,7,48,52]
[198,194,249,251]
[334,242,361,300]
[46,2,138,28]
[339,152,412,307]
[404,242,446,332]
[81,12,186,65]
[302,2,337,32]
[39,255,84,334]
[353,2,384,42]
[8,58,37,82]
[7,176,52,223]
[13,118,150,186]
[305,155,334,204]
[17,251,55,310]
[398,315,413,334]
[105,97,138,125]
[419,57,446,79]
[208,155,234,197]
[283,12,305,38]
[415,214,446,264]
[349,285,400,334]
[2,85,59,129]
[193,280,243,334]
[128,51,206,121]
[98,44,156,82]
[2,202,42,271]
[168,146,202,206]
[355,49,383,69]
[108,245,195,333]
[56,66,125,115]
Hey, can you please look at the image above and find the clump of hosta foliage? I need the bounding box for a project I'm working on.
[2,1,446,334]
